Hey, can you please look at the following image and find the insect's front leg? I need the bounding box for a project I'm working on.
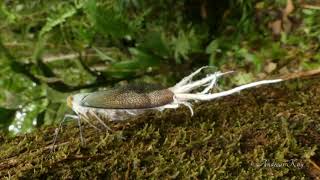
[51,114,80,151]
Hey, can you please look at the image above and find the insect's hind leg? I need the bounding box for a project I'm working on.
[80,114,101,131]
[89,110,113,132]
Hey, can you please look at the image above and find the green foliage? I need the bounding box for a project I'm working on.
[104,47,161,78]
[138,30,170,58]
[39,4,78,37]
[302,9,320,37]
[85,0,131,38]
[0,2,17,23]
[173,28,202,63]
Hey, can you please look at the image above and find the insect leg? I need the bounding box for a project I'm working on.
[77,115,84,145]
[80,113,101,131]
[51,114,78,152]
[90,110,113,132]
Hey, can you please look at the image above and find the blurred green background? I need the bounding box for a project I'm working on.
[0,0,319,135]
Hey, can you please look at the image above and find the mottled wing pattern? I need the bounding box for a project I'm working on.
[80,85,174,109]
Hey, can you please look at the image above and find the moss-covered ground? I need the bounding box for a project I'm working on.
[1,78,320,179]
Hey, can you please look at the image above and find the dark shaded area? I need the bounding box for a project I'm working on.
[1,78,320,178]
[184,0,231,33]
[0,107,17,133]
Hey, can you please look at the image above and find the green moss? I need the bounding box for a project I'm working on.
[1,79,320,179]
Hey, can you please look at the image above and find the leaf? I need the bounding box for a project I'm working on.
[172,28,201,63]
[85,0,130,38]
[104,48,160,79]
[206,39,220,65]
[113,48,160,69]
[39,6,78,37]
[233,72,254,85]
[0,107,16,132]
[139,31,170,57]
[173,30,191,63]
[93,47,117,62]
[0,3,17,23]
[85,0,97,21]
[235,48,262,72]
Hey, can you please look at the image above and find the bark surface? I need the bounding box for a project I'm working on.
[1,78,320,179]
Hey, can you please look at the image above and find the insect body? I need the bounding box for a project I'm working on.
[66,85,175,121]
[53,66,282,147]
[67,66,282,122]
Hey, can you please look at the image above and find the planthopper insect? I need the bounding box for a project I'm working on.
[52,66,282,146]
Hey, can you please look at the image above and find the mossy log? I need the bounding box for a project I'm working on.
[1,79,320,179]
